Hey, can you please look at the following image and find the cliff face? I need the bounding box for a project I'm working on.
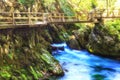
[0,0,75,79]
[87,22,120,58]
[0,24,68,79]
[73,20,120,59]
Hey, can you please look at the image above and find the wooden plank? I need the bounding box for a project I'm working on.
[0,17,12,19]
[95,16,120,18]
[12,12,14,25]
[14,17,28,19]
[0,21,13,24]
[14,17,43,20]
[14,22,28,23]
[49,20,92,23]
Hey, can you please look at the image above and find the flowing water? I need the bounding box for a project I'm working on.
[51,43,120,80]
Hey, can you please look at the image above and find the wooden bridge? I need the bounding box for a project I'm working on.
[0,9,120,27]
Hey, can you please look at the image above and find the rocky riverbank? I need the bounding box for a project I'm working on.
[70,19,120,59]
[0,24,70,80]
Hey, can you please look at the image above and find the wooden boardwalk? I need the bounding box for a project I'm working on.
[0,12,91,27]
[0,9,120,27]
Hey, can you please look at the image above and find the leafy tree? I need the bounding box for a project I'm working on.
[59,0,75,16]
[91,0,97,9]
[18,0,34,8]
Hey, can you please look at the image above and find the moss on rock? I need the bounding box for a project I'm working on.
[86,20,120,58]
[0,26,64,80]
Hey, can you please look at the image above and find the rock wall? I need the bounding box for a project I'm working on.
[0,24,68,80]
[87,22,120,58]
[72,21,120,59]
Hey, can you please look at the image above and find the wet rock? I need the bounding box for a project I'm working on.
[64,69,69,72]
[73,26,92,49]
[48,24,66,43]
[67,35,81,50]
[51,46,64,51]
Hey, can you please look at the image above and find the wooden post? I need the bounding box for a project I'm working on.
[12,12,15,25]
[28,7,31,25]
[28,12,30,25]
[51,13,53,22]
[59,13,61,22]
[60,13,62,22]
[76,14,78,21]
[106,0,109,17]
[62,13,65,22]
[43,13,47,24]
[43,13,45,22]
[47,13,49,23]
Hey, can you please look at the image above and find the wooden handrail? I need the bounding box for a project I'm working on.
[0,9,120,26]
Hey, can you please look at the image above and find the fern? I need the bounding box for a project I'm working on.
[30,66,38,79]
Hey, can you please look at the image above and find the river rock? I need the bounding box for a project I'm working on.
[73,26,92,49]
[87,22,120,58]
[67,35,81,50]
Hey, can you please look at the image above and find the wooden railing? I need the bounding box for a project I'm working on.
[0,9,120,26]
[94,9,120,18]
[0,12,90,26]
[0,12,45,26]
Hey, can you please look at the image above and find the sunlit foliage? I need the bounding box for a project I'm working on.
[67,0,97,12]
[59,0,75,16]
[18,0,34,7]
[105,19,120,40]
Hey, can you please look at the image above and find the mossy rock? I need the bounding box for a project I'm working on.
[87,22,120,58]
[0,27,65,80]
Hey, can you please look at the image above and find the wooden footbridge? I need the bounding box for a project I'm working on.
[0,9,120,27]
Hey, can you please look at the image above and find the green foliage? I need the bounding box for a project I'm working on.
[29,66,43,80]
[69,0,96,12]
[91,0,97,9]
[105,19,120,32]
[0,71,11,79]
[0,66,11,79]
[44,0,55,7]
[41,49,54,64]
[21,74,27,80]
[18,0,35,7]
[105,19,120,40]
[60,0,75,16]
[7,52,13,60]
[30,66,38,79]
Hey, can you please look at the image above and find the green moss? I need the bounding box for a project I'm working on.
[105,19,120,40]
[40,49,63,74]
[41,51,53,64]
[0,27,64,80]
[0,71,11,79]
[88,45,94,53]
[29,66,43,80]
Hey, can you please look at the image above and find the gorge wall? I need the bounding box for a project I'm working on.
[0,24,70,80]
[72,20,120,60]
